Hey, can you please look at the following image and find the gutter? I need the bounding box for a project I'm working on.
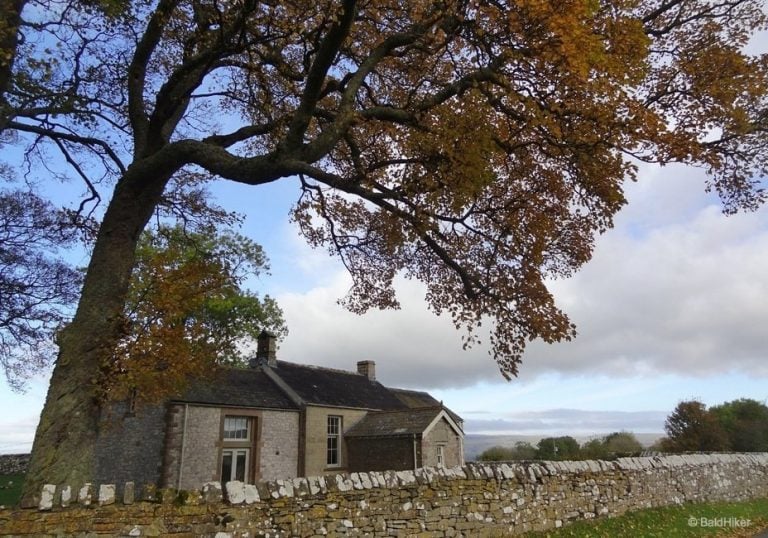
[412,434,418,470]
[177,403,189,490]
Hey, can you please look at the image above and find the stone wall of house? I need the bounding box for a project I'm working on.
[2,454,767,537]
[346,436,417,472]
[304,406,368,475]
[422,418,462,468]
[177,405,222,489]
[94,403,166,491]
[0,453,29,475]
[258,410,299,481]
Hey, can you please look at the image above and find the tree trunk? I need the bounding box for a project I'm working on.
[21,164,174,506]
[0,0,26,130]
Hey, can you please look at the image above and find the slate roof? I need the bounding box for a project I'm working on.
[172,361,463,427]
[389,388,441,408]
[176,368,299,409]
[390,388,463,427]
[344,407,452,438]
[269,360,407,410]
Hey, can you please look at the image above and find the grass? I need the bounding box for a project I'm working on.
[524,498,768,537]
[0,474,24,507]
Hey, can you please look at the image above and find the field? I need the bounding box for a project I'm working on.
[524,498,768,537]
[0,474,24,507]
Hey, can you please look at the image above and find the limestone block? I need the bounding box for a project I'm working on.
[383,470,399,488]
[39,484,55,511]
[123,481,135,504]
[307,476,322,495]
[201,481,223,503]
[334,474,354,492]
[275,478,294,498]
[350,472,363,490]
[98,484,116,505]
[395,470,416,486]
[225,480,246,504]
[244,484,260,504]
[78,482,94,505]
[60,485,72,508]
[368,471,384,488]
[359,472,373,489]
[292,477,309,496]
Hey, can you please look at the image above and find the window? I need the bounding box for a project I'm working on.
[221,448,249,483]
[436,445,445,467]
[223,416,250,440]
[221,416,253,485]
[327,415,341,466]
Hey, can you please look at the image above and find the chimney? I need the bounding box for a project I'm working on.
[256,330,277,367]
[357,360,376,381]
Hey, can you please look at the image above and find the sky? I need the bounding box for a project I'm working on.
[2,156,766,455]
[2,32,768,456]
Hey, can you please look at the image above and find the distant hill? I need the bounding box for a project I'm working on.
[464,433,665,461]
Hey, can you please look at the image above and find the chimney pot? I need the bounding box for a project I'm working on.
[256,330,277,367]
[357,360,376,381]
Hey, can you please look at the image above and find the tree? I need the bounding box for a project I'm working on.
[580,438,608,460]
[0,189,83,390]
[477,445,516,461]
[536,436,580,461]
[662,400,729,452]
[477,441,537,461]
[579,432,642,460]
[710,398,768,452]
[106,225,286,404]
[602,431,643,456]
[4,0,767,501]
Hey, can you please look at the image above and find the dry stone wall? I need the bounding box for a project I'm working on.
[1,453,766,537]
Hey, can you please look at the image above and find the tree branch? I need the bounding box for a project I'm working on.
[7,120,126,173]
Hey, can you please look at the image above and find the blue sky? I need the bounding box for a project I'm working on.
[2,156,766,454]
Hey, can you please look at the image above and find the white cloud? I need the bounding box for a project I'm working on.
[276,164,768,388]
[465,409,667,436]
[277,273,498,389]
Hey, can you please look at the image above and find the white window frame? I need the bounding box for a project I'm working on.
[436,444,445,467]
[221,447,250,483]
[327,415,342,467]
[223,416,251,440]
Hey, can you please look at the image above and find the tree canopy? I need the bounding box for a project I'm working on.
[0,189,82,390]
[660,398,768,453]
[661,399,730,452]
[107,224,286,404]
[2,0,767,500]
[710,398,768,452]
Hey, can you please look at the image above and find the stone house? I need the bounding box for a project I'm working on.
[95,332,464,490]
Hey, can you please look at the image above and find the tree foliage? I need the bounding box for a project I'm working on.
[536,436,581,460]
[105,225,286,404]
[0,189,82,389]
[710,399,768,452]
[4,0,768,380]
[477,441,537,461]
[477,432,644,462]
[2,0,767,497]
[661,400,729,452]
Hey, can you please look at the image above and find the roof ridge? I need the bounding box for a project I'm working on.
[275,359,365,377]
[388,387,432,395]
[365,406,444,415]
